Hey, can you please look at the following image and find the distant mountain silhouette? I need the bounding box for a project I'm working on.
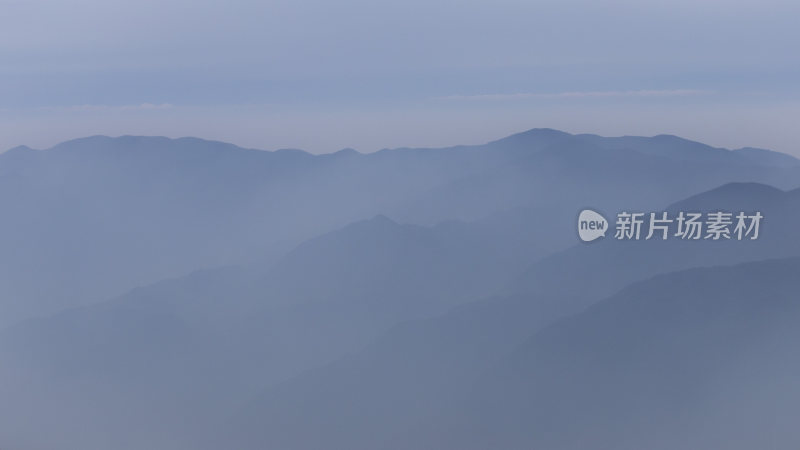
[2,130,799,326]
[3,130,800,450]
[0,207,571,450]
[225,256,800,450]
[575,133,742,163]
[733,146,800,168]
[510,181,800,315]
[444,257,800,450]
[218,182,800,450]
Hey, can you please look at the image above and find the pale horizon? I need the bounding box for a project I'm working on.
[2,0,798,155]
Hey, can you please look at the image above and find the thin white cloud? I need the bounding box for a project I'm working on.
[38,103,174,112]
[438,89,712,101]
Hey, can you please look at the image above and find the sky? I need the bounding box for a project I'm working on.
[1,0,799,155]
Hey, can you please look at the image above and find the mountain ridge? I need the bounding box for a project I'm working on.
[216,181,800,450]
[5,129,797,164]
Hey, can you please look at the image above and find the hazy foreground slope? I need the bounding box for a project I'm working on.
[1,130,799,326]
[227,256,800,450]
[445,256,800,450]
[222,182,800,450]
[2,130,800,450]
[0,210,568,450]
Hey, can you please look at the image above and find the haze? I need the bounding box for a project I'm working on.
[1,0,799,154]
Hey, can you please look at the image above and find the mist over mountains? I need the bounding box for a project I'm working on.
[2,129,798,328]
[1,129,799,450]
[220,182,800,450]
[450,256,800,450]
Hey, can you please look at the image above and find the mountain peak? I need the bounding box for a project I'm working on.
[49,135,178,152]
[487,128,574,150]
[3,144,35,154]
[332,147,360,157]
[651,133,688,141]
[326,214,405,240]
[667,181,786,212]
[368,214,395,224]
[688,181,784,199]
[520,127,571,136]
[501,128,572,140]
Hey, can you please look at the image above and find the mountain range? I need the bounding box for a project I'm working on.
[219,181,800,450]
[1,129,799,450]
[2,129,798,327]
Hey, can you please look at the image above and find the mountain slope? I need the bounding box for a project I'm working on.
[220,182,800,450]
[444,257,800,450]
[0,208,569,450]
[510,181,800,315]
[2,130,799,326]
[733,146,800,168]
[227,256,800,450]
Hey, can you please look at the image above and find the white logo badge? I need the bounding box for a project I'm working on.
[578,209,608,242]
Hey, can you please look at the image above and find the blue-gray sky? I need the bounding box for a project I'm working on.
[1,0,799,154]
